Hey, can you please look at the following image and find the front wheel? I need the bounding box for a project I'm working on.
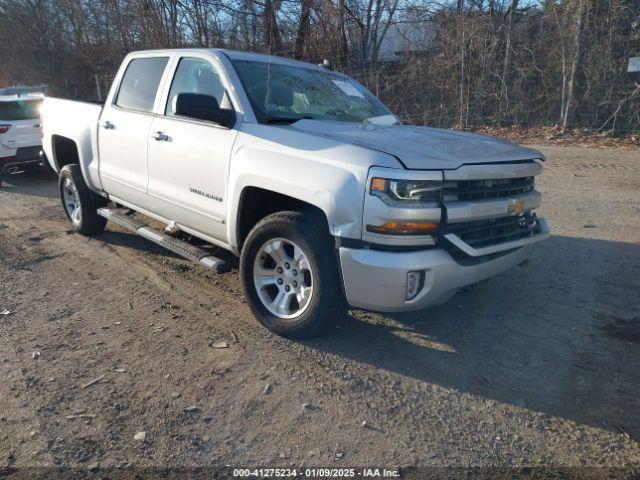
[240,211,345,338]
[59,164,107,236]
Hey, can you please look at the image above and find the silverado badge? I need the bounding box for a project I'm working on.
[190,188,222,202]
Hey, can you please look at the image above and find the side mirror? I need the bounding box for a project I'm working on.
[174,93,235,127]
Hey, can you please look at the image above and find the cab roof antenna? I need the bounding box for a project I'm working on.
[318,59,332,71]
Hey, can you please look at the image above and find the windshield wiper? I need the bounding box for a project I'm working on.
[264,115,315,124]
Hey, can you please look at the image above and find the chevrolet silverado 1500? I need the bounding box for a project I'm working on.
[41,49,550,337]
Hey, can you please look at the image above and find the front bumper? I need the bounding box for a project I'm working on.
[339,233,543,312]
[345,160,549,312]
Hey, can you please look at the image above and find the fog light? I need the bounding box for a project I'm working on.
[406,271,424,300]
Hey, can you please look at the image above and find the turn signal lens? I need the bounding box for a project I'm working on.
[370,177,387,192]
[366,222,439,235]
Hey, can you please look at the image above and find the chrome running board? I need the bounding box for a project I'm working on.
[97,207,230,274]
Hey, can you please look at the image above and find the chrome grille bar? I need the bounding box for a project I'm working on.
[442,161,548,256]
[444,176,534,201]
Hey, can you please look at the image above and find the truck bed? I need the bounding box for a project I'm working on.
[40,97,104,191]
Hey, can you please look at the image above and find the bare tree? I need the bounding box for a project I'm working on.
[0,0,637,134]
[561,0,586,128]
[294,0,313,58]
[344,0,400,65]
[262,0,282,51]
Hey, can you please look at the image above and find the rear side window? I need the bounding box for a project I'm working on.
[0,99,42,120]
[115,57,168,112]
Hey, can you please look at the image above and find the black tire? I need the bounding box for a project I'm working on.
[59,164,107,236]
[240,210,345,338]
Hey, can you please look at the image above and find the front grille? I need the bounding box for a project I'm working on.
[446,213,540,249]
[444,176,534,201]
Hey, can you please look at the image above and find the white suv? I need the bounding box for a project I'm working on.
[0,94,46,186]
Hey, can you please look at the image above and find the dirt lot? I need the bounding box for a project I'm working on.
[0,145,639,475]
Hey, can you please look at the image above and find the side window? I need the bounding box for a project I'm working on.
[115,57,168,112]
[165,58,226,116]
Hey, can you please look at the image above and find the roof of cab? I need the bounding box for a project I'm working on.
[128,48,329,72]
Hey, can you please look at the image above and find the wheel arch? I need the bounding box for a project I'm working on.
[235,187,330,252]
[51,135,80,171]
[227,159,367,254]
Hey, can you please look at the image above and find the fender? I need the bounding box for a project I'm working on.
[41,97,104,193]
[226,124,401,250]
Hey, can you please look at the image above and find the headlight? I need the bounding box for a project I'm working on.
[370,177,442,207]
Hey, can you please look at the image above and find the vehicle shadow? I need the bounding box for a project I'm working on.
[2,168,242,269]
[301,234,640,440]
[97,230,183,260]
[96,230,240,269]
[0,165,57,199]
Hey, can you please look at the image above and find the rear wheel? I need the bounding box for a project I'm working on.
[240,211,345,338]
[59,164,107,235]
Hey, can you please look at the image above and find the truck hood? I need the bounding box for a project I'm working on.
[291,119,543,170]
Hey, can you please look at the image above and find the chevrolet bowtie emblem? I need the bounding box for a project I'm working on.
[508,199,525,214]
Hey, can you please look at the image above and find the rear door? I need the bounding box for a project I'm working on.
[147,54,239,241]
[98,55,171,208]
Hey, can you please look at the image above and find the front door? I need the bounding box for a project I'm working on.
[147,56,238,241]
[98,56,169,208]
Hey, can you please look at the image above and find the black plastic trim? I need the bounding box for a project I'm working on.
[334,236,436,253]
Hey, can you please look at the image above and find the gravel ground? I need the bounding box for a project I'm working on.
[0,145,639,476]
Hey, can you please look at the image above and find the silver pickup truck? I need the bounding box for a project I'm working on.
[41,48,550,337]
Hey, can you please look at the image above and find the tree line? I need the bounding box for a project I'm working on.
[0,0,638,133]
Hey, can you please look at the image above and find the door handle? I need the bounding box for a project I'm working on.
[101,120,115,129]
[151,131,169,141]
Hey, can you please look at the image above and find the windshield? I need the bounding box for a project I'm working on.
[231,60,392,124]
[0,99,42,120]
